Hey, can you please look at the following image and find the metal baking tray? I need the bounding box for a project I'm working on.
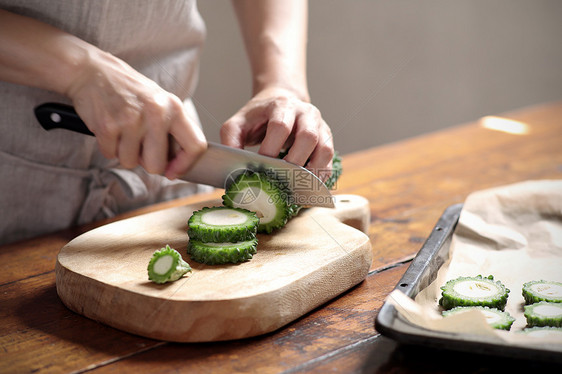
[375,204,562,364]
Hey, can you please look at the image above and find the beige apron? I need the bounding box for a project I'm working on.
[0,0,209,244]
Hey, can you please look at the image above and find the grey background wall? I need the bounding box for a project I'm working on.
[193,0,562,155]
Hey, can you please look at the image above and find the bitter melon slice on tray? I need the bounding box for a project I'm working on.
[439,275,510,310]
[522,280,562,304]
[147,245,192,284]
[187,239,258,265]
[188,206,258,242]
[442,306,515,330]
[519,326,562,338]
[524,301,562,327]
[222,171,292,234]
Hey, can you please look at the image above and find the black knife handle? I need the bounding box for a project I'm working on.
[34,102,94,136]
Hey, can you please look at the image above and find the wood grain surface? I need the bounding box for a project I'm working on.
[2,102,562,373]
[55,195,372,342]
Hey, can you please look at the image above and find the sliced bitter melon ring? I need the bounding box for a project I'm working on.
[222,171,291,234]
[188,206,258,242]
[519,326,562,338]
[147,245,192,284]
[277,150,343,218]
[187,239,258,265]
[324,151,343,190]
[522,280,562,304]
[524,301,562,327]
[439,275,510,310]
[442,306,515,330]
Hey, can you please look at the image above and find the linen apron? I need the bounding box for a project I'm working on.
[0,0,209,244]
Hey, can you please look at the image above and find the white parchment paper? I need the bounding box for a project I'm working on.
[387,180,562,349]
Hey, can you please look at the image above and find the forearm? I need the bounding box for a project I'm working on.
[231,0,310,102]
[0,9,96,96]
[0,9,207,177]
[223,1,333,169]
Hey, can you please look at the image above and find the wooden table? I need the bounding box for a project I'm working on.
[2,102,561,373]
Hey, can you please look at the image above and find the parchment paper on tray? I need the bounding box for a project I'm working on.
[387,179,562,348]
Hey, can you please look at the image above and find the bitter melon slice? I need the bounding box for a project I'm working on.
[519,326,562,338]
[278,150,343,218]
[222,171,291,234]
[524,301,562,327]
[522,280,562,304]
[442,306,515,330]
[277,150,342,190]
[147,245,191,284]
[439,275,510,310]
[187,239,258,265]
[188,206,258,242]
[324,151,343,190]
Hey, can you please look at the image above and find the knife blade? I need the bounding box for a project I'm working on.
[34,103,335,208]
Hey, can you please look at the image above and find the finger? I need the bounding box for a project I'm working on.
[221,108,268,149]
[283,108,321,166]
[75,103,119,159]
[220,115,246,149]
[165,136,206,180]
[95,125,119,160]
[243,119,268,147]
[139,98,170,174]
[304,121,334,178]
[140,128,168,174]
[258,105,296,158]
[165,103,207,179]
[116,107,145,168]
[118,132,143,169]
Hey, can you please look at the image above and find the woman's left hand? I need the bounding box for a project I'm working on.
[220,87,334,175]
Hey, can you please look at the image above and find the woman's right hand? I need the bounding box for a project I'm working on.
[66,50,207,180]
[0,9,206,180]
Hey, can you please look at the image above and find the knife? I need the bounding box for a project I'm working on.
[34,102,334,208]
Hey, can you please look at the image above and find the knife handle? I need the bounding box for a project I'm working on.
[34,102,94,136]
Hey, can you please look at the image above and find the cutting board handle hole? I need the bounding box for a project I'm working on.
[399,283,408,287]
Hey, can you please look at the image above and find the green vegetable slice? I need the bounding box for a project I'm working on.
[522,280,562,304]
[222,171,291,234]
[187,239,258,265]
[147,245,191,284]
[188,206,258,242]
[324,151,343,190]
[524,301,562,327]
[519,326,562,338]
[442,306,515,330]
[277,150,342,190]
[278,150,343,218]
[439,275,510,310]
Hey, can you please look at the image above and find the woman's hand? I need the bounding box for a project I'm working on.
[227,1,334,179]
[221,86,334,173]
[0,9,206,180]
[67,50,207,180]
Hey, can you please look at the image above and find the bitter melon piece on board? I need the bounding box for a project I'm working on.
[188,206,258,243]
[187,239,258,265]
[147,245,191,284]
[222,171,292,234]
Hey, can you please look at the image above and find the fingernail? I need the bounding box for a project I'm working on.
[165,171,177,180]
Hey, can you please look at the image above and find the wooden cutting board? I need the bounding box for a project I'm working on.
[55,194,372,342]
